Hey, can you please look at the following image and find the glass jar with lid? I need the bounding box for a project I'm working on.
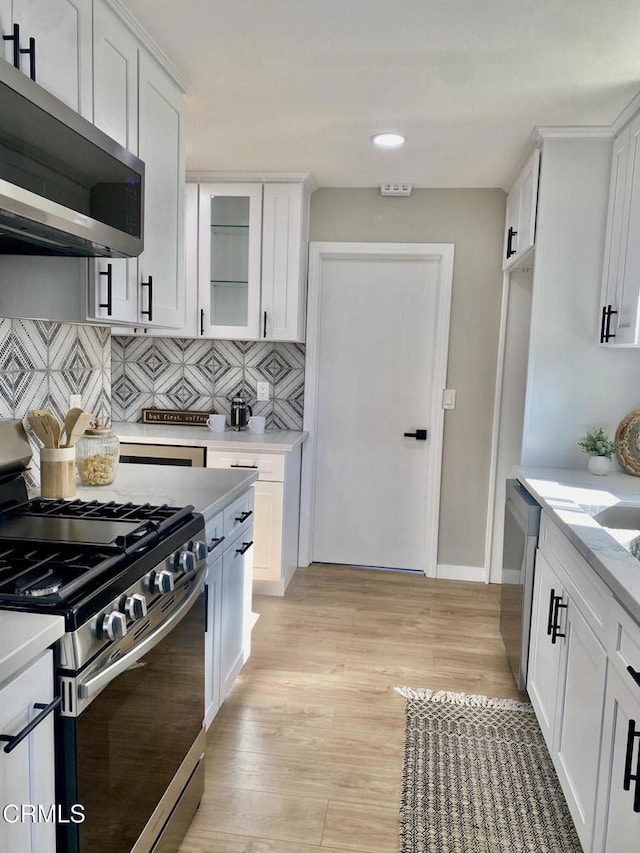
[76,423,120,486]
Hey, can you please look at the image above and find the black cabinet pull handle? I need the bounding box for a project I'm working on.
[207,535,224,553]
[551,595,567,644]
[628,666,640,690]
[3,23,20,69]
[403,429,427,441]
[204,583,209,633]
[263,310,267,338]
[98,263,113,316]
[600,304,618,342]
[0,696,61,754]
[19,35,36,80]
[547,588,556,636]
[506,227,517,259]
[623,718,640,813]
[235,540,253,556]
[140,276,153,322]
[230,463,258,469]
[200,308,205,336]
[234,510,253,524]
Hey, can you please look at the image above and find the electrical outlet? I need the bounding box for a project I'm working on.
[256,382,270,401]
[69,394,82,409]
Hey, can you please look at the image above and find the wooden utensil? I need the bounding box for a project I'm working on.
[65,411,93,447]
[27,411,51,446]
[45,414,61,449]
[63,407,84,447]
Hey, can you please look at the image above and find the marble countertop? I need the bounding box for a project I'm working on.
[112,422,307,452]
[75,463,259,523]
[0,612,65,688]
[517,467,640,623]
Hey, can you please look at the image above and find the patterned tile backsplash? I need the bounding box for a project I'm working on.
[0,318,111,486]
[112,337,305,430]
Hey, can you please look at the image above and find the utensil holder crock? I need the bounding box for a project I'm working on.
[40,446,76,498]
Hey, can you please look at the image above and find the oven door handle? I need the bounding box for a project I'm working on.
[78,571,205,701]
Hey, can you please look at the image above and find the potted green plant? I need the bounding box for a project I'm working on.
[577,427,620,475]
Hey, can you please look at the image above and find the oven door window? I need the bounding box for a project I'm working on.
[63,592,204,852]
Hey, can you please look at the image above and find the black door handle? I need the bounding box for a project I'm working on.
[0,696,61,753]
[99,263,113,316]
[628,666,640,690]
[235,540,253,556]
[19,35,36,80]
[404,429,427,441]
[3,23,20,69]
[623,718,640,812]
[140,275,153,322]
[600,304,618,342]
[506,226,518,258]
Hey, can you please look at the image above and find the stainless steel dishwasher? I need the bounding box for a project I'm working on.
[499,479,541,690]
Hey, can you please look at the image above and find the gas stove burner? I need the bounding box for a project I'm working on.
[15,568,63,597]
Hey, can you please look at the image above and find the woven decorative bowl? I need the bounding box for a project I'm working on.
[615,409,640,476]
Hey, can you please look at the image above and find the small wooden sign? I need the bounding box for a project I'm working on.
[141,408,212,426]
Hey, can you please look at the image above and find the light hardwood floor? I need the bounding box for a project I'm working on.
[179,564,526,852]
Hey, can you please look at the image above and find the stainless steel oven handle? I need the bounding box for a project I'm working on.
[78,570,205,701]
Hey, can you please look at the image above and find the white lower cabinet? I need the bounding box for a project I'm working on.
[206,445,302,595]
[528,521,610,852]
[204,500,254,729]
[0,649,56,853]
[528,549,564,747]
[527,510,640,853]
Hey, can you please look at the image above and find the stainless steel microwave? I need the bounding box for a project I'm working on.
[0,59,144,257]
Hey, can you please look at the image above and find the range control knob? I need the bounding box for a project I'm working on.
[150,570,175,594]
[98,611,127,642]
[121,593,147,621]
[169,549,196,574]
[191,541,207,563]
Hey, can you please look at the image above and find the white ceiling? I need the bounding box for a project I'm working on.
[121,0,640,189]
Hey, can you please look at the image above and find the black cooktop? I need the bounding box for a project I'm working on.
[0,497,203,625]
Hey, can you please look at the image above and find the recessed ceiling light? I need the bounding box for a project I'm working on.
[370,132,406,148]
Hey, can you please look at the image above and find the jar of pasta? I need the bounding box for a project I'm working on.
[76,423,120,486]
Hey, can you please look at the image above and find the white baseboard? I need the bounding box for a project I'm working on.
[253,578,286,596]
[436,564,487,583]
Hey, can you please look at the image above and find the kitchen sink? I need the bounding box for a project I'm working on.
[593,504,640,530]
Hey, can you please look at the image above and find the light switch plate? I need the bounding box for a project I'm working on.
[442,389,456,409]
[257,382,270,401]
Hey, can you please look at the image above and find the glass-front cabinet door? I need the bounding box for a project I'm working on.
[198,182,263,339]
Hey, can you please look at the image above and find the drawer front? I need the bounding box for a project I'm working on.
[610,599,640,688]
[223,489,255,542]
[207,450,285,482]
[539,512,612,637]
[205,511,225,556]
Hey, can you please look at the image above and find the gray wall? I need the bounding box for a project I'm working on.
[310,188,505,569]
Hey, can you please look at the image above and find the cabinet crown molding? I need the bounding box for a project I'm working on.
[186,171,318,193]
[102,0,192,93]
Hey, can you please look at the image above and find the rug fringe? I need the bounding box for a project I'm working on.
[394,686,534,712]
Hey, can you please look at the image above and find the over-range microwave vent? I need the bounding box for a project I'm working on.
[0,59,144,258]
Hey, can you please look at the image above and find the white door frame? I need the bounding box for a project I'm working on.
[298,241,455,577]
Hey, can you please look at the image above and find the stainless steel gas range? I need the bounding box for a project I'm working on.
[0,421,207,853]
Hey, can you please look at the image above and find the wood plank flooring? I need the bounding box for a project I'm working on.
[179,564,526,852]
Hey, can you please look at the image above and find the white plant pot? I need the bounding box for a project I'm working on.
[588,455,610,476]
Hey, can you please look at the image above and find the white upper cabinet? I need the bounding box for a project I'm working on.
[0,0,92,116]
[137,49,185,329]
[261,182,310,341]
[502,148,541,271]
[198,182,263,340]
[600,114,640,345]
[87,1,186,329]
[89,0,138,325]
[196,180,311,342]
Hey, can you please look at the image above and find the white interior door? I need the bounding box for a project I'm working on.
[305,243,453,574]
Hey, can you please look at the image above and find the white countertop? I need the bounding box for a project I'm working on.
[75,462,259,523]
[517,467,640,623]
[0,612,65,687]
[112,422,307,452]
